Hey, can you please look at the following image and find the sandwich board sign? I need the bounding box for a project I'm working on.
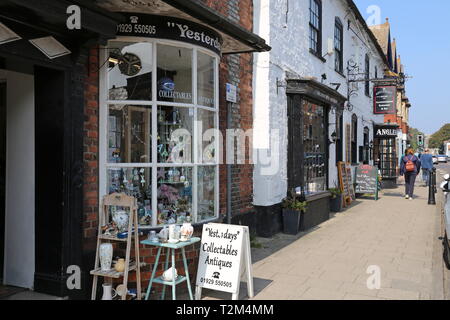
[195,223,254,300]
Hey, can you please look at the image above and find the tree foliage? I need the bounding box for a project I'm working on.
[429,124,450,150]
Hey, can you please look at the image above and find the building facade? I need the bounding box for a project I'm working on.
[252,0,389,236]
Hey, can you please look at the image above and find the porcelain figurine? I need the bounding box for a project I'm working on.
[112,210,129,233]
[99,243,113,271]
[114,258,126,273]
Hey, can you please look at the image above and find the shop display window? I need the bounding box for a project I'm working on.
[102,39,219,228]
[302,100,327,195]
[108,41,153,101]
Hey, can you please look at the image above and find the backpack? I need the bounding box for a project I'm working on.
[405,156,416,172]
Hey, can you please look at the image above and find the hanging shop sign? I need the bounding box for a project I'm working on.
[195,223,253,300]
[374,86,397,114]
[374,125,399,138]
[117,14,223,55]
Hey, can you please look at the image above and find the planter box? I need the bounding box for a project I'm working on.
[330,194,343,213]
[255,204,283,238]
[300,193,331,231]
[282,209,303,235]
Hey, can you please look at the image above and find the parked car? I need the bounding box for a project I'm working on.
[441,174,450,269]
[438,155,448,163]
[433,156,439,165]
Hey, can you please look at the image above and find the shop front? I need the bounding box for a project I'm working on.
[0,0,120,298]
[0,0,270,300]
[286,79,346,231]
[373,124,400,188]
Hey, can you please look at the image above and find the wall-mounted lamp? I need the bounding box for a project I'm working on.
[328,131,338,145]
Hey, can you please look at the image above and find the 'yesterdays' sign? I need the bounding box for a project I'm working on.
[374,86,397,114]
[117,14,223,55]
[196,223,254,300]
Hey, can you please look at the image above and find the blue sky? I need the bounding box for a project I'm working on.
[355,0,450,135]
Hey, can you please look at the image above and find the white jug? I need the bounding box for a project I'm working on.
[101,283,117,300]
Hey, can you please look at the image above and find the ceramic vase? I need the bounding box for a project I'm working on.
[99,243,113,271]
[114,258,126,273]
[180,222,194,241]
[112,210,129,233]
[162,267,178,282]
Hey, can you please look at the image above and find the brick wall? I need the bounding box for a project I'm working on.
[82,1,255,298]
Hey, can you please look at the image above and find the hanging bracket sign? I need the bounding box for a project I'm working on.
[373,86,397,114]
[195,223,254,300]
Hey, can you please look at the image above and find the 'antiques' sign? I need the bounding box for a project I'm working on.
[117,14,223,55]
[195,223,253,300]
[374,125,398,138]
[374,86,397,114]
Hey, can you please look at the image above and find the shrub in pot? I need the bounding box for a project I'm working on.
[329,188,343,213]
[282,191,308,235]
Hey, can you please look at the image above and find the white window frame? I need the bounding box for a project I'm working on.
[99,37,220,229]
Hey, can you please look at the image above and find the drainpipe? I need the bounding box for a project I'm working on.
[227,101,232,225]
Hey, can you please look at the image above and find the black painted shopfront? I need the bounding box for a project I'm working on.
[373,124,399,188]
[286,79,346,231]
[0,0,120,298]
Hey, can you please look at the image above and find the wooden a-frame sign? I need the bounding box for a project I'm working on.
[195,223,254,300]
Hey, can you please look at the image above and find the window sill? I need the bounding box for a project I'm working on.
[309,49,326,63]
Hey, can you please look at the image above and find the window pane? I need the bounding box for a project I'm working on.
[157,106,193,163]
[302,100,326,195]
[198,166,216,222]
[108,104,152,163]
[197,109,217,164]
[157,45,193,104]
[107,167,153,226]
[198,52,215,108]
[108,42,153,101]
[157,167,193,225]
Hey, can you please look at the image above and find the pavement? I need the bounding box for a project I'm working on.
[201,180,444,301]
[4,168,448,301]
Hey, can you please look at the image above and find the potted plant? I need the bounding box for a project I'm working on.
[282,190,308,235]
[329,187,343,213]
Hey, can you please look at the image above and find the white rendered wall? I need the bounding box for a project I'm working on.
[253,0,386,206]
[3,70,35,289]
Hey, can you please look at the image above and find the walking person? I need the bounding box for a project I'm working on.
[400,148,421,200]
[419,149,434,187]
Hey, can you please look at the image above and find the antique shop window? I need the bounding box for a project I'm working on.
[309,0,322,55]
[302,99,327,195]
[334,18,343,74]
[101,39,219,228]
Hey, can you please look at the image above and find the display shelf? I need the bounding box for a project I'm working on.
[98,234,128,242]
[90,261,143,279]
[152,276,187,286]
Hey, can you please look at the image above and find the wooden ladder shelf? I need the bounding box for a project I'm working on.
[91,193,142,300]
